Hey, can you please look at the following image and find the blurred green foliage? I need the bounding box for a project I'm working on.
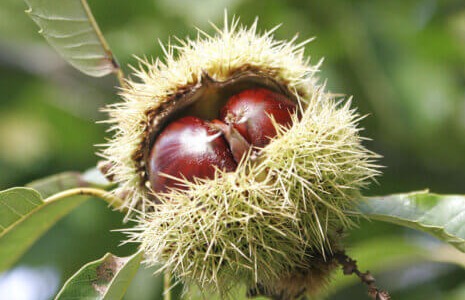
[1,0,465,299]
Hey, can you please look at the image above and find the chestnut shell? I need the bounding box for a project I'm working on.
[142,70,300,187]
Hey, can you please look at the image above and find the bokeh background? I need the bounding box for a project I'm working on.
[1,0,465,299]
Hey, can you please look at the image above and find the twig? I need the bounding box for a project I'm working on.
[164,271,172,300]
[335,251,391,300]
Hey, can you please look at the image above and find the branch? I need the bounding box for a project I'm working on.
[334,251,391,300]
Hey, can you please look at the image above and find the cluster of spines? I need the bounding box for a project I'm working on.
[101,16,320,216]
[125,87,380,296]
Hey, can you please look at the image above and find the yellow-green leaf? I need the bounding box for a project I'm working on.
[0,187,107,271]
[27,168,112,198]
[55,252,143,300]
[24,0,118,77]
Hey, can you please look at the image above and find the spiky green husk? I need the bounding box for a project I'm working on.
[126,88,380,297]
[103,14,381,298]
[101,16,318,215]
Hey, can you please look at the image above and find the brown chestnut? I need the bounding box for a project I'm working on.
[147,116,237,193]
[148,88,297,193]
[220,88,297,149]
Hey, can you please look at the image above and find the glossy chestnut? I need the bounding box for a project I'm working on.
[147,116,237,193]
[220,88,297,148]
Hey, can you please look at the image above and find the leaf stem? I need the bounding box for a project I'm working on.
[164,271,172,300]
[115,67,128,89]
[80,0,127,88]
[44,187,126,212]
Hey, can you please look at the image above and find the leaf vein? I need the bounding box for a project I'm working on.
[28,12,88,22]
[0,200,26,218]
[42,28,94,39]
[62,41,101,49]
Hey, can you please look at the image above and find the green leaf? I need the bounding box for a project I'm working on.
[24,0,118,77]
[55,252,143,300]
[27,172,85,198]
[0,187,94,271]
[357,190,465,252]
[27,168,112,198]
